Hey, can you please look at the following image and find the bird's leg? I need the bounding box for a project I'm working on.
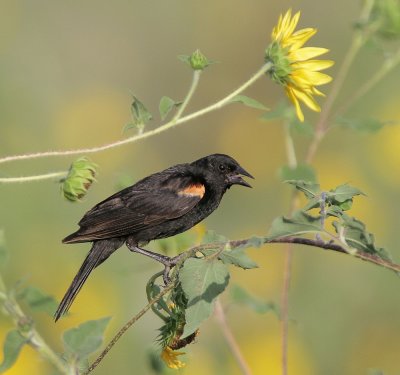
[126,239,175,284]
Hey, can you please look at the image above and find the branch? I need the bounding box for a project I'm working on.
[0,62,272,166]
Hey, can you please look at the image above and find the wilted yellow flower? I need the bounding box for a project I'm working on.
[161,346,186,369]
[265,9,334,122]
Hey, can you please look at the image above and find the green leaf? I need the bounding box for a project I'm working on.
[260,101,291,121]
[0,330,27,373]
[0,230,8,268]
[63,317,111,359]
[177,54,191,65]
[230,95,269,111]
[285,180,320,199]
[336,117,385,133]
[247,236,265,248]
[268,210,322,239]
[202,230,228,244]
[218,248,258,269]
[130,96,152,128]
[279,164,317,183]
[332,215,392,261]
[158,96,181,120]
[18,286,59,316]
[180,258,229,337]
[230,285,278,315]
[327,184,365,203]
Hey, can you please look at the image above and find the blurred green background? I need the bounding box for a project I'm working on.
[1,1,400,374]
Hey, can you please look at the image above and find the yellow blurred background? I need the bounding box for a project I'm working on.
[1,1,399,374]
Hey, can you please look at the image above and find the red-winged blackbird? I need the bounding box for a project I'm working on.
[54,154,253,321]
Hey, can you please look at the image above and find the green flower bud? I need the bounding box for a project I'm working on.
[178,49,211,71]
[189,49,209,70]
[61,157,97,202]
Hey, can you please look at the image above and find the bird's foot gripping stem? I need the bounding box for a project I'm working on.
[126,240,185,285]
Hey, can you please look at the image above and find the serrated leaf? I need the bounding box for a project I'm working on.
[0,230,8,268]
[285,180,320,199]
[218,248,258,269]
[0,330,27,373]
[180,258,229,337]
[337,117,385,133]
[18,286,59,316]
[268,210,322,239]
[159,96,181,120]
[63,317,111,358]
[279,164,317,183]
[230,285,278,315]
[230,95,269,111]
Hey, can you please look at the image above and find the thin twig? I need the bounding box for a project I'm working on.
[214,299,252,375]
[83,282,175,375]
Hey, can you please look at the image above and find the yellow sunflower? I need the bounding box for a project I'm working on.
[265,9,334,122]
[161,346,186,369]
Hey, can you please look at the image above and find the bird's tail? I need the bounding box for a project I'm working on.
[54,238,124,322]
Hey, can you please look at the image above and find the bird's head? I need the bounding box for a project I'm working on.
[192,154,254,189]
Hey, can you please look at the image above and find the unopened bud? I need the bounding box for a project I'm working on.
[61,157,97,202]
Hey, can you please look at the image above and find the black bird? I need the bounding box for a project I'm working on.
[54,154,253,321]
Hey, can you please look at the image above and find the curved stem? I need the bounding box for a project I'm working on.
[0,171,66,184]
[83,281,175,375]
[171,70,201,122]
[0,63,272,166]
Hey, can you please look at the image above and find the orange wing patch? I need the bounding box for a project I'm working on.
[178,183,205,198]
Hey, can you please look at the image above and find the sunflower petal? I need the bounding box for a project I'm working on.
[291,86,321,112]
[291,69,333,86]
[289,47,330,61]
[292,59,334,71]
[286,86,304,122]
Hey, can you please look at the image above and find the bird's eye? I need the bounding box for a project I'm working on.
[218,164,226,172]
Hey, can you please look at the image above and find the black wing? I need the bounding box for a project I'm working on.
[63,174,205,243]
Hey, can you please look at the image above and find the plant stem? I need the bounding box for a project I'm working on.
[337,47,400,116]
[83,281,175,375]
[280,245,293,375]
[171,70,201,122]
[0,63,272,166]
[0,274,70,374]
[214,299,252,375]
[305,0,376,164]
[281,121,298,375]
[0,171,66,183]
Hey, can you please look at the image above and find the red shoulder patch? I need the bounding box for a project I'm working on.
[178,183,205,198]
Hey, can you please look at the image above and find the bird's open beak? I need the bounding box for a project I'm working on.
[227,166,254,188]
